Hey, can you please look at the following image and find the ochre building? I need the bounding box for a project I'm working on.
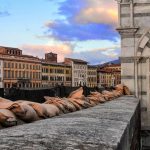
[87,65,97,87]
[42,61,72,87]
[0,46,41,88]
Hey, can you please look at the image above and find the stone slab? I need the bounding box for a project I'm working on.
[0,96,139,150]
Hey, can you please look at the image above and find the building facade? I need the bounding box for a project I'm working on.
[87,65,97,87]
[115,0,150,129]
[64,58,88,87]
[0,46,99,89]
[97,64,121,87]
[41,62,72,87]
[0,46,42,88]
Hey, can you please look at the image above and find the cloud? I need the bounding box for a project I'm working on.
[43,0,119,41]
[75,0,118,26]
[35,0,120,64]
[0,11,10,17]
[67,47,120,65]
[45,21,118,41]
[21,43,120,64]
[20,42,73,62]
[44,20,56,28]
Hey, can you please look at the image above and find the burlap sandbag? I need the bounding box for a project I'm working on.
[86,96,99,105]
[115,84,124,94]
[29,103,49,119]
[8,103,39,122]
[15,100,35,105]
[0,101,14,109]
[70,98,92,109]
[102,90,115,100]
[41,104,60,117]
[44,96,77,113]
[84,97,96,107]
[0,97,12,103]
[45,99,67,114]
[68,87,84,99]
[88,92,105,103]
[112,90,122,97]
[0,109,17,127]
[67,98,82,110]
[44,96,61,102]
[123,85,131,95]
[62,99,77,112]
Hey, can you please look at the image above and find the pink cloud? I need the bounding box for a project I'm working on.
[75,0,118,26]
[20,43,73,62]
[44,20,56,28]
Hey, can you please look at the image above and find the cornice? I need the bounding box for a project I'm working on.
[116,27,139,35]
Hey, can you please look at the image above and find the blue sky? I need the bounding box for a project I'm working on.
[0,0,120,64]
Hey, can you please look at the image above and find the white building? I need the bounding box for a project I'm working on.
[64,58,88,87]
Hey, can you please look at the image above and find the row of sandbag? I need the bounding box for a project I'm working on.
[0,84,130,128]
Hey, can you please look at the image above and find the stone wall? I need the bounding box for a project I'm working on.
[0,96,140,150]
[116,0,150,130]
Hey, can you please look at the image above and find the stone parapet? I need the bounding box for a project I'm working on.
[0,96,140,150]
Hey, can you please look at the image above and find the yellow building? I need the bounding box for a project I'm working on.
[87,65,97,87]
[0,46,42,88]
[42,62,72,87]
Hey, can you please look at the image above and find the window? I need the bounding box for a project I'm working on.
[12,71,14,78]
[11,63,14,68]
[8,70,10,78]
[8,62,10,68]
[19,63,21,69]
[4,70,7,78]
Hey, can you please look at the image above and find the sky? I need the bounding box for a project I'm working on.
[0,0,120,64]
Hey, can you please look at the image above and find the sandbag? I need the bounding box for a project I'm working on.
[0,109,17,127]
[67,98,82,110]
[112,90,122,97]
[29,103,48,119]
[102,90,115,100]
[123,85,130,95]
[70,98,92,109]
[15,100,35,104]
[88,92,105,103]
[0,102,14,109]
[84,97,96,107]
[44,96,61,102]
[115,84,124,94]
[90,91,103,97]
[8,103,39,123]
[0,97,12,103]
[62,99,77,112]
[41,104,60,117]
[68,87,84,99]
[45,99,67,114]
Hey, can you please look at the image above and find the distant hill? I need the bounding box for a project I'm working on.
[109,59,120,64]
[96,59,121,68]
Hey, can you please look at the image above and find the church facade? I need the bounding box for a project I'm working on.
[116,0,150,127]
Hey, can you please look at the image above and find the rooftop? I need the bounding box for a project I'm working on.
[65,58,88,64]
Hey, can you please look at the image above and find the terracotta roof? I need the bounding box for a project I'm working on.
[65,58,88,63]
[88,65,97,68]
[0,46,22,51]
[98,68,121,73]
[42,60,71,67]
